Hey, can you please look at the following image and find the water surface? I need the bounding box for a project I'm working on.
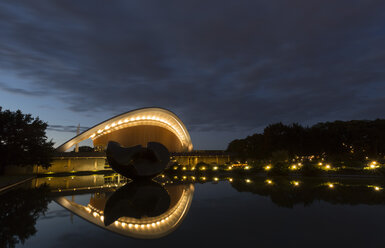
[1,174,385,248]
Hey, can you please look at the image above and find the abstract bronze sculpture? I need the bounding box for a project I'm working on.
[106,141,170,179]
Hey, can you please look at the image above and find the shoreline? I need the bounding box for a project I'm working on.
[0,175,36,194]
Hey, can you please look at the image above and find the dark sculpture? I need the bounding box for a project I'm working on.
[103,180,171,226]
[106,141,170,179]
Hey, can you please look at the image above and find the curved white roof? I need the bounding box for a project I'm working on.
[56,107,193,152]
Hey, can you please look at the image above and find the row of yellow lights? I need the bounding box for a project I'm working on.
[85,188,190,230]
[87,204,171,229]
[263,161,380,171]
[170,175,383,192]
[89,115,185,143]
[174,165,250,171]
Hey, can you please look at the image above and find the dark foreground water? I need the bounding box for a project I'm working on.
[2,174,385,248]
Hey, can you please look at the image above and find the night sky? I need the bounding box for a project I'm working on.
[0,0,384,149]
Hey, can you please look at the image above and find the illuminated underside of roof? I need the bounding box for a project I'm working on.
[56,107,193,152]
[54,184,194,239]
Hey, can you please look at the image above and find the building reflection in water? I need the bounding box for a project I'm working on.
[52,177,194,239]
[29,172,385,240]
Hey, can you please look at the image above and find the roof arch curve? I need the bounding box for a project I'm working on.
[56,107,193,152]
[55,184,194,239]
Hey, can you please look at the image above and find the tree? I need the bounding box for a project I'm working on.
[72,146,94,152]
[226,119,385,161]
[0,107,54,174]
[0,185,50,247]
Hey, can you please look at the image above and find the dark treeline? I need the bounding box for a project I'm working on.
[227,119,385,160]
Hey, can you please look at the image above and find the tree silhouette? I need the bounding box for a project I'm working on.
[0,185,51,247]
[0,107,54,174]
[227,119,385,161]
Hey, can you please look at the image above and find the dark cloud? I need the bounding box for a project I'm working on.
[0,0,385,138]
[0,82,47,96]
[47,124,90,133]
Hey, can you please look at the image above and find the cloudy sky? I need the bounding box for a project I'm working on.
[0,0,384,149]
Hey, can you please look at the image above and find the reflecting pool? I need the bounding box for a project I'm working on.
[2,174,385,247]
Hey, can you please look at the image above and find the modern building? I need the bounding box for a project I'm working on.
[56,107,193,153]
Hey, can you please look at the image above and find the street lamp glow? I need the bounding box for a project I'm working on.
[265,179,273,184]
[291,181,300,186]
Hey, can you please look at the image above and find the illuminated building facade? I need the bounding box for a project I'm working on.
[56,107,193,153]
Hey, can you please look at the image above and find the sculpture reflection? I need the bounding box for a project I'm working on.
[103,180,171,225]
[55,180,194,239]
